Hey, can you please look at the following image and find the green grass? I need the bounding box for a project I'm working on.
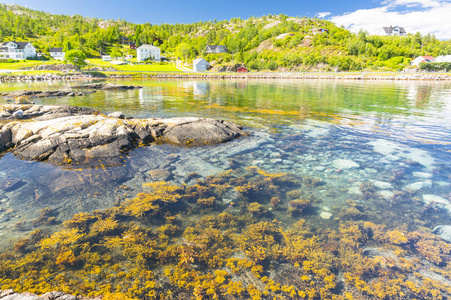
[0,60,58,70]
[86,59,180,72]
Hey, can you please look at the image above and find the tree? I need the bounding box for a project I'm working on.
[64,50,87,69]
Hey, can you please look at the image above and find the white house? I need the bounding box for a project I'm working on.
[380,26,406,36]
[102,55,111,61]
[49,47,65,60]
[193,58,210,72]
[204,45,228,54]
[137,44,160,62]
[411,56,436,66]
[0,41,36,60]
[435,55,451,62]
[125,54,133,60]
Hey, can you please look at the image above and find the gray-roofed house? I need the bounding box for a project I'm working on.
[193,58,210,72]
[0,41,36,60]
[49,47,65,60]
[380,26,406,36]
[204,45,228,54]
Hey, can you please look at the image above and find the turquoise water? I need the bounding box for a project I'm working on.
[1,79,450,240]
[1,79,451,297]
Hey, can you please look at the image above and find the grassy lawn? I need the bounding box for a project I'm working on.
[0,60,57,70]
[87,58,180,72]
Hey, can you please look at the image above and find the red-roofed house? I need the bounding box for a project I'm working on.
[237,66,248,73]
[411,56,436,66]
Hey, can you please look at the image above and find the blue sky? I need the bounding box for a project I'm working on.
[0,0,377,24]
[2,0,451,39]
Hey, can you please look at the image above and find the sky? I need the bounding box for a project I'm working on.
[1,0,451,39]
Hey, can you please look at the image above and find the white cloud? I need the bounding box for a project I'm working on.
[317,12,332,18]
[382,0,442,8]
[330,0,451,39]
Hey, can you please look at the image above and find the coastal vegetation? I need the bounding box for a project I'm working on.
[1,167,451,299]
[1,4,451,72]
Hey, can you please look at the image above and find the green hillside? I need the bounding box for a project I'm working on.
[1,4,451,71]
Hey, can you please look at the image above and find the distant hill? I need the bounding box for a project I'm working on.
[1,4,451,71]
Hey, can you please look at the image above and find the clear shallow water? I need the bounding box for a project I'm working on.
[1,79,451,297]
[1,79,450,242]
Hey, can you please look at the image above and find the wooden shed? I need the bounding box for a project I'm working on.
[237,66,248,73]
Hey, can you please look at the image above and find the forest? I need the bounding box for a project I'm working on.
[1,3,451,71]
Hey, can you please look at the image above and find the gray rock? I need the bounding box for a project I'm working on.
[221,188,239,204]
[2,293,41,300]
[0,289,15,298]
[40,291,77,300]
[72,83,142,90]
[0,178,23,192]
[433,225,451,243]
[404,180,432,192]
[423,194,451,212]
[373,181,393,189]
[107,112,125,119]
[413,172,433,179]
[12,110,24,119]
[148,169,172,181]
[1,105,247,166]
[163,118,244,146]
[332,159,360,169]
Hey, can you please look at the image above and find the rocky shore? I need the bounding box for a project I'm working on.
[0,84,143,100]
[1,72,451,82]
[141,73,451,81]
[0,104,247,166]
[0,73,132,82]
[71,83,142,90]
[0,290,95,300]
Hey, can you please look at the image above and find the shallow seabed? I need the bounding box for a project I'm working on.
[0,79,450,299]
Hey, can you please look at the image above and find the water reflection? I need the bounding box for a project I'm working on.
[0,79,450,250]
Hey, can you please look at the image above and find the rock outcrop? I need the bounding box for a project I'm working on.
[0,90,94,99]
[71,83,142,90]
[0,104,100,121]
[0,289,93,300]
[0,105,247,166]
[0,84,142,100]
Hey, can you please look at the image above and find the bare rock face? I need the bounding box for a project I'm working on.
[0,105,247,166]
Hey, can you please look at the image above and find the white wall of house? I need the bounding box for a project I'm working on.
[137,45,161,62]
[102,55,111,61]
[50,52,65,60]
[193,58,210,72]
[411,56,436,66]
[0,42,36,60]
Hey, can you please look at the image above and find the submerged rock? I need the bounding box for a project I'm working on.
[320,211,333,219]
[433,225,451,243]
[332,159,360,169]
[148,169,172,181]
[373,180,393,189]
[0,178,23,192]
[404,180,432,192]
[423,194,451,212]
[0,105,247,166]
